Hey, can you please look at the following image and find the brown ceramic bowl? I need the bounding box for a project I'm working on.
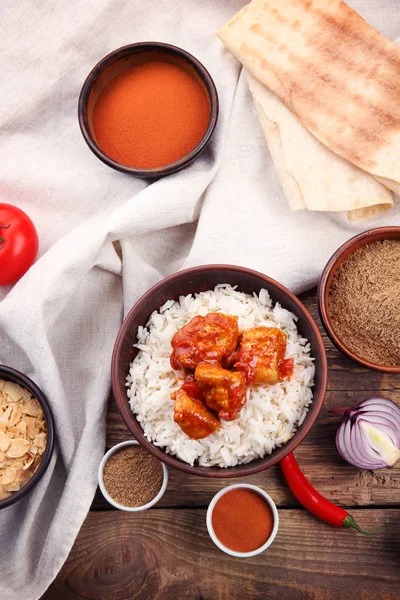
[78,42,218,178]
[112,265,328,478]
[0,365,55,509]
[318,226,400,374]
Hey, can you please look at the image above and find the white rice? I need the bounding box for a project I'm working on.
[126,284,314,467]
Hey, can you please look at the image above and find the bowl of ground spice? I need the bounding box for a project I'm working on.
[78,42,218,178]
[206,483,279,557]
[98,440,168,511]
[318,227,400,373]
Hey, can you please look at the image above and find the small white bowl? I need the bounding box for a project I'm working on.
[98,440,168,511]
[206,483,279,557]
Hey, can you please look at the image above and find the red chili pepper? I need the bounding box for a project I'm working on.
[280,452,388,535]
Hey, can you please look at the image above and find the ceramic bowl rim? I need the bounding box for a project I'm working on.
[98,440,168,511]
[0,365,55,510]
[206,483,279,557]
[111,264,328,478]
[78,41,219,178]
[318,226,400,374]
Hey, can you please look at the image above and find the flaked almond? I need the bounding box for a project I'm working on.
[8,406,22,428]
[14,421,27,437]
[21,399,42,417]
[3,480,20,492]
[6,438,31,458]
[33,432,46,452]
[0,378,47,499]
[26,416,40,439]
[0,406,12,427]
[12,461,25,471]
[18,453,30,464]
[1,466,17,485]
[14,467,26,485]
[23,457,35,470]
[0,430,10,452]
[3,381,24,403]
[21,388,32,404]
[0,484,11,500]
[7,425,26,437]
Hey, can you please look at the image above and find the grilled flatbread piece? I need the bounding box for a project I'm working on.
[247,72,393,221]
[218,0,400,194]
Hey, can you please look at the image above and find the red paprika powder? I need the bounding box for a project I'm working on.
[93,61,210,169]
[211,488,274,553]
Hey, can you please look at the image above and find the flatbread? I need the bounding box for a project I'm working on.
[217,0,400,194]
[247,72,393,221]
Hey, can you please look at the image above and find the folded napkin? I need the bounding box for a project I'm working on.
[0,1,399,598]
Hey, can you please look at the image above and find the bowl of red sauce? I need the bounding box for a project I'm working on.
[78,42,218,178]
[206,483,279,557]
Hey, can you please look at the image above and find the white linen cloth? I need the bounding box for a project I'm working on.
[0,1,398,598]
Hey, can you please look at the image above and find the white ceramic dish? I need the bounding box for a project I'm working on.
[206,483,279,557]
[98,440,168,512]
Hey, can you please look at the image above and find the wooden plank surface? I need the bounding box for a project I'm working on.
[43,509,400,600]
[43,289,400,599]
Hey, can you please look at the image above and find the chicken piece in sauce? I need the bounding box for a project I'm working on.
[173,387,220,439]
[195,362,247,421]
[233,327,294,386]
[170,313,239,371]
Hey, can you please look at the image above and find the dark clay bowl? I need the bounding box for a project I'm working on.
[78,42,218,178]
[318,226,400,374]
[0,365,55,509]
[112,265,328,478]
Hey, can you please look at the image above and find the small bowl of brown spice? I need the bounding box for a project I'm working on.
[98,440,168,511]
[318,227,400,373]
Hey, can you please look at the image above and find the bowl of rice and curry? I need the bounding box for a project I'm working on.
[112,264,328,477]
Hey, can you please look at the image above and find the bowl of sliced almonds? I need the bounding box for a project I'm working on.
[0,365,54,509]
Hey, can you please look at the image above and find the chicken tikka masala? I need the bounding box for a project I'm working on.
[170,312,294,439]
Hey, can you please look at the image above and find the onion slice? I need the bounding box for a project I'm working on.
[335,396,400,470]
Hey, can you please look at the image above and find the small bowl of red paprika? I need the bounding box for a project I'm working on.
[206,483,279,558]
[78,42,218,178]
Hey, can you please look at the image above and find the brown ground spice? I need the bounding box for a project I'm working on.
[328,240,400,366]
[103,446,163,507]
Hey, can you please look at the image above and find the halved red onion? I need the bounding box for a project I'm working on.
[335,396,400,470]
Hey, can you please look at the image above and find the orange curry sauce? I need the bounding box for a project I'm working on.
[170,314,294,439]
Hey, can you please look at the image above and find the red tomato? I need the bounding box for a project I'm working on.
[0,203,39,286]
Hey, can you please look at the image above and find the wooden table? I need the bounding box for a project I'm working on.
[43,290,400,600]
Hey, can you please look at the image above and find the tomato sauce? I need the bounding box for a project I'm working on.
[278,357,294,379]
